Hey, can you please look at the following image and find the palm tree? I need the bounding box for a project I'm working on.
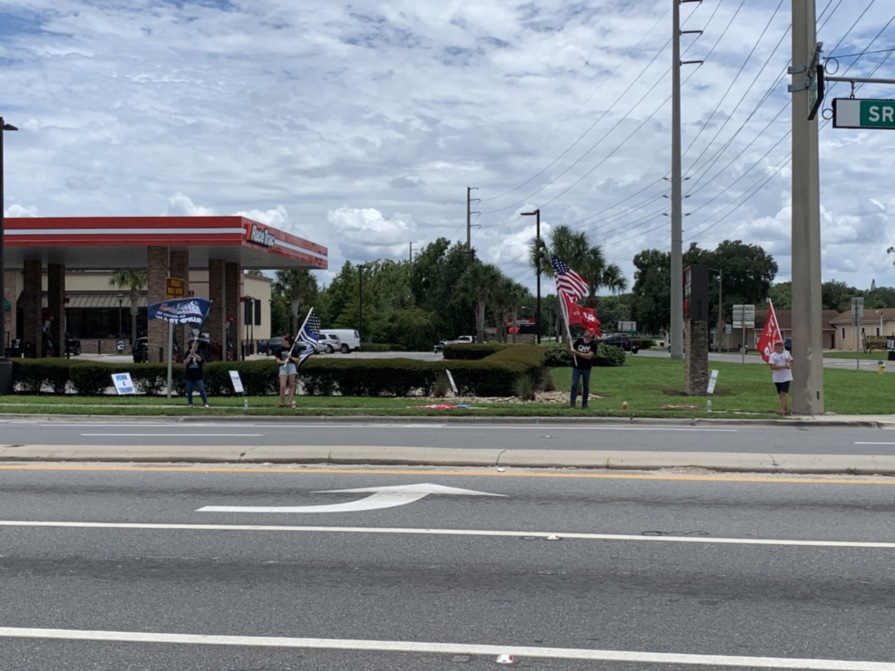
[458,262,502,343]
[273,269,319,334]
[580,245,628,307]
[489,277,527,344]
[109,270,147,344]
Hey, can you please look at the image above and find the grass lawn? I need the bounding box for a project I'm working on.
[0,355,890,418]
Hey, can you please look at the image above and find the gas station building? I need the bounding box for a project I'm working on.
[1,216,327,359]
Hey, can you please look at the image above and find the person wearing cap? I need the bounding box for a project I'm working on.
[568,329,598,409]
[183,338,210,408]
[768,339,793,415]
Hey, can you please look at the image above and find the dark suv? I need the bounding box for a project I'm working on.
[600,335,640,354]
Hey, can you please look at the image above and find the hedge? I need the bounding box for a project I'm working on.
[9,345,547,398]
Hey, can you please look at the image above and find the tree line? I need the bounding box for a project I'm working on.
[269,231,893,350]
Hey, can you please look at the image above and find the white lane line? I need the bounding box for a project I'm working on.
[0,627,890,669]
[854,442,895,446]
[80,433,264,437]
[0,520,891,548]
[46,423,739,433]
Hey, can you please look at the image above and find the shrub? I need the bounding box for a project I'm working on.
[595,343,626,367]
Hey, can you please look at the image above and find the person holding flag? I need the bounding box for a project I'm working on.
[757,300,793,415]
[568,328,598,409]
[551,254,601,409]
[769,340,793,415]
[275,308,322,408]
[276,334,301,408]
[183,335,210,409]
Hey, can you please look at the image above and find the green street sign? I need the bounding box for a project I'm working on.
[833,98,895,129]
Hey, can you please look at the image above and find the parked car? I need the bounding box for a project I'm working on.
[600,334,640,354]
[316,333,341,354]
[433,335,475,353]
[784,337,792,352]
[328,329,361,353]
[132,336,181,363]
[4,338,23,358]
[64,333,81,356]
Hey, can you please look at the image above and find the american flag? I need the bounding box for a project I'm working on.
[551,255,589,300]
[296,308,321,367]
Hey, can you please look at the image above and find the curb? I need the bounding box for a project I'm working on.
[2,446,895,476]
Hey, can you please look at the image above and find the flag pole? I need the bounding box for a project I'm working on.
[559,294,579,367]
[286,307,314,360]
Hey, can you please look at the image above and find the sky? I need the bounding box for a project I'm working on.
[1,0,894,295]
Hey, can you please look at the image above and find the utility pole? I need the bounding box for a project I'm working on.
[790,0,824,414]
[670,0,702,361]
[521,209,542,345]
[466,187,479,251]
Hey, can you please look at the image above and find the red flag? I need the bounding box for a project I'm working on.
[562,293,602,336]
[756,299,782,362]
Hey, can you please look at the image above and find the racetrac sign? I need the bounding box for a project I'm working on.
[248,224,276,247]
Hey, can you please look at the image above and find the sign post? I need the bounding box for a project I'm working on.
[852,297,864,370]
[165,278,186,300]
[732,304,755,364]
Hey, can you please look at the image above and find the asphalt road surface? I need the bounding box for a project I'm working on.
[2,418,895,457]
[1,464,893,670]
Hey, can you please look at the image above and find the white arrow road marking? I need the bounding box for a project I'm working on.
[197,483,506,514]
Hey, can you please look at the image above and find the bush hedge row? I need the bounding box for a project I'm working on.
[9,345,547,398]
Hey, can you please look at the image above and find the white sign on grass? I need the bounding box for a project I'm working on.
[445,369,459,396]
[112,373,135,395]
[706,369,719,395]
[229,371,245,394]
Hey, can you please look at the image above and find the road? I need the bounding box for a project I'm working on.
[1,464,893,670]
[2,417,895,456]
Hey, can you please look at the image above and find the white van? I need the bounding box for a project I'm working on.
[328,329,361,353]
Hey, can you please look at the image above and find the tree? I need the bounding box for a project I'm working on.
[489,277,528,343]
[273,269,320,334]
[821,280,857,312]
[712,240,777,311]
[109,269,147,343]
[409,239,477,337]
[767,281,792,310]
[457,261,502,343]
[630,249,671,334]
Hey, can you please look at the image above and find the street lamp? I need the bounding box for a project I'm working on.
[117,293,124,339]
[0,118,18,394]
[520,209,542,345]
[357,264,368,343]
[708,268,723,352]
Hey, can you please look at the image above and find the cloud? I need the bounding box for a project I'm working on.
[0,0,892,296]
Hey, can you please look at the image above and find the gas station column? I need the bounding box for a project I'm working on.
[22,259,41,358]
[47,264,65,357]
[146,247,169,361]
[225,262,241,359]
[169,250,189,347]
[208,259,225,360]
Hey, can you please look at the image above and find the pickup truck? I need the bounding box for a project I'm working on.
[433,335,475,353]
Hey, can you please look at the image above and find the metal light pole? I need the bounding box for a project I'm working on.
[521,209,541,345]
[117,293,124,339]
[357,264,367,343]
[708,268,722,351]
[0,118,18,394]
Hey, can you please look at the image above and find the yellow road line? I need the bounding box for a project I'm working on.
[0,463,892,485]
